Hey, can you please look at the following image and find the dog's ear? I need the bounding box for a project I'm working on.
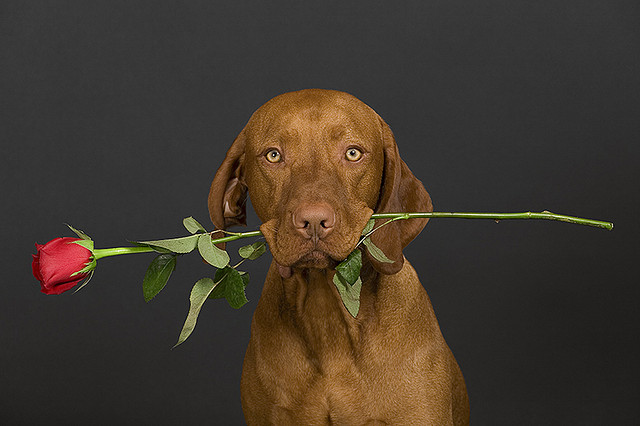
[366,118,433,275]
[208,129,248,231]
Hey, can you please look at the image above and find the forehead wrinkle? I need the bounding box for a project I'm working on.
[249,101,380,159]
[289,110,370,144]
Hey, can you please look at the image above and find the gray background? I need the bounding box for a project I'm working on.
[2,0,638,424]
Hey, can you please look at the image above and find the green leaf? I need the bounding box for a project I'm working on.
[238,241,267,260]
[361,219,375,235]
[183,216,207,234]
[174,277,217,348]
[130,241,173,254]
[136,234,200,254]
[332,272,362,317]
[336,249,362,286]
[66,224,91,240]
[208,266,249,309]
[240,271,250,288]
[224,271,249,309]
[198,234,230,268]
[363,237,394,263]
[142,254,177,302]
[208,269,227,299]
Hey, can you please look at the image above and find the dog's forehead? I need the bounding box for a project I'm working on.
[246,90,381,145]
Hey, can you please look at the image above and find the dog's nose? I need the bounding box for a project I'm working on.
[292,203,335,243]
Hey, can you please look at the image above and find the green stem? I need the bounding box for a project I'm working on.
[357,216,404,247]
[93,246,156,260]
[92,231,264,260]
[370,211,614,230]
[209,230,263,244]
[92,211,612,260]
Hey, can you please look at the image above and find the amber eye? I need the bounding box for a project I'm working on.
[265,149,282,163]
[345,147,363,162]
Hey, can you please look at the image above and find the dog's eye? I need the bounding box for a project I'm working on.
[265,149,282,163]
[345,147,363,162]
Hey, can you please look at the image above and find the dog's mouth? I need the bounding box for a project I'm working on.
[260,206,373,277]
[292,249,337,269]
[274,249,338,279]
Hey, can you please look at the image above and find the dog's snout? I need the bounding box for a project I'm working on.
[293,203,335,243]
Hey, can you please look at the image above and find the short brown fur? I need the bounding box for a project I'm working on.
[209,89,469,425]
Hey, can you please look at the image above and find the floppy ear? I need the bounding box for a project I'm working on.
[208,129,248,232]
[365,118,433,275]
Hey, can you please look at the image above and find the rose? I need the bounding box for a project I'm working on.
[32,237,95,295]
[30,212,612,346]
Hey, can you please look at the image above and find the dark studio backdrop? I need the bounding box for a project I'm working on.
[2,0,638,424]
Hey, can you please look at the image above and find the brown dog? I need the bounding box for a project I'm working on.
[209,89,469,425]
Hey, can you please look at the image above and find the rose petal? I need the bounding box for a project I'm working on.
[40,276,86,295]
[31,253,42,282]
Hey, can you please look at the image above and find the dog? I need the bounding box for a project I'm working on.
[209,89,469,425]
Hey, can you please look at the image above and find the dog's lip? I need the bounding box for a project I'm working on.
[292,249,338,268]
[296,249,331,262]
[260,215,369,268]
[275,250,336,278]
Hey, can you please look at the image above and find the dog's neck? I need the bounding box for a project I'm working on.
[277,263,379,367]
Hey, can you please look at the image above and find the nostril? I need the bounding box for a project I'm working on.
[293,202,336,240]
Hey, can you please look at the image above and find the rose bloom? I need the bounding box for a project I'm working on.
[32,237,92,295]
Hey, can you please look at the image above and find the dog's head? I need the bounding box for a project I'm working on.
[209,89,432,276]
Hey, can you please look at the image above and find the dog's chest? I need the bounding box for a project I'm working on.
[266,340,423,425]
[284,269,363,355]
[245,266,452,424]
[277,272,394,418]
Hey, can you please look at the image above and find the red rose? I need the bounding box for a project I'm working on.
[32,237,94,295]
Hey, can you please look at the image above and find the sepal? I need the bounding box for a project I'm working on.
[70,258,97,277]
[73,270,96,293]
[65,224,92,240]
[70,239,94,252]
